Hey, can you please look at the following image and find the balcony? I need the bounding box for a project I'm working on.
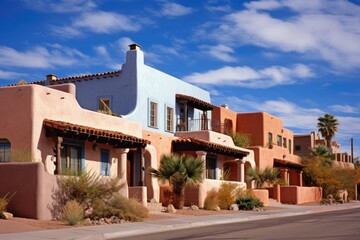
[176,118,223,132]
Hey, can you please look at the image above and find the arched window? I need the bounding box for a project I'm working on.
[0,139,11,162]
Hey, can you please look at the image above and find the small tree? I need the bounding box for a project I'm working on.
[149,154,204,209]
[246,166,280,188]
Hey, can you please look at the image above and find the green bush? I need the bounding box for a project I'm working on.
[63,200,84,225]
[236,196,263,210]
[92,194,148,222]
[204,189,219,210]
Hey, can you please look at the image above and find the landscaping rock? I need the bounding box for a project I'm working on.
[190,205,199,211]
[150,198,158,203]
[167,204,177,213]
[229,204,239,211]
[214,206,221,211]
[82,218,92,225]
[0,212,13,220]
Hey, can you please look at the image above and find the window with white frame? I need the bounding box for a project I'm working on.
[149,101,158,128]
[166,106,174,132]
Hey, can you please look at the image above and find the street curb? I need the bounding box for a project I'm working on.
[103,204,360,239]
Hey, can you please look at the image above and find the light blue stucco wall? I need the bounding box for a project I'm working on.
[47,47,211,135]
[124,48,211,134]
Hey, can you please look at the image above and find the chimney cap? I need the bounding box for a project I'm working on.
[129,43,141,51]
[221,104,229,109]
[46,74,57,81]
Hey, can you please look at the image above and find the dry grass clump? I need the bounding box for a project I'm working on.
[204,189,219,210]
[62,200,84,225]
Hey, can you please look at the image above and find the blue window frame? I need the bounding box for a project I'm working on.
[100,149,110,176]
[0,139,11,163]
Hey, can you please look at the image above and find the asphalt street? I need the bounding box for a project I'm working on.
[120,208,360,240]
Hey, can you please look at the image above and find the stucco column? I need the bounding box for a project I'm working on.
[196,151,207,208]
[298,171,303,187]
[280,168,289,185]
[55,136,63,175]
[238,159,245,183]
[116,148,129,198]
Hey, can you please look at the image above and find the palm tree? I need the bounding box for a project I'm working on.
[309,145,335,160]
[149,154,204,209]
[317,114,339,149]
[246,166,281,188]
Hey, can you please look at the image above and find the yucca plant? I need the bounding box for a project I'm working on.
[149,154,204,209]
[63,200,84,225]
[246,166,280,188]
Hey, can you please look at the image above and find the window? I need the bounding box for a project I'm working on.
[289,139,292,153]
[166,106,174,132]
[277,135,282,146]
[206,155,217,179]
[0,139,11,162]
[295,145,301,151]
[268,132,273,146]
[100,149,110,176]
[283,137,287,148]
[61,144,82,175]
[98,98,111,114]
[149,101,158,128]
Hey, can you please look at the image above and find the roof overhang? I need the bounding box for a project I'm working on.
[173,137,249,159]
[274,159,304,169]
[176,94,216,111]
[43,119,150,148]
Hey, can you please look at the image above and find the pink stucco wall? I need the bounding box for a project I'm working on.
[0,84,143,176]
[0,162,58,220]
[252,189,269,206]
[280,186,322,204]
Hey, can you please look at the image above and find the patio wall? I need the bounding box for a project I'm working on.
[0,162,58,220]
[280,186,322,204]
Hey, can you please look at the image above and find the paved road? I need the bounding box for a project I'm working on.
[120,208,360,240]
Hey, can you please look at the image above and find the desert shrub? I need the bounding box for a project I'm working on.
[236,195,263,210]
[232,132,251,148]
[57,171,121,212]
[217,183,243,210]
[92,194,148,221]
[63,200,84,225]
[204,189,219,210]
[0,192,15,212]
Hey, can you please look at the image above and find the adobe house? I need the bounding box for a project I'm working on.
[294,132,354,169]
[212,105,322,204]
[0,84,157,219]
[22,44,259,208]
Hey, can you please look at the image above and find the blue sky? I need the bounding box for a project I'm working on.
[0,0,359,157]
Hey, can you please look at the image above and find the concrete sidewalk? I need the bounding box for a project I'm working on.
[1,202,360,240]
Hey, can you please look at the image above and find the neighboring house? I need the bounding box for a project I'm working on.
[294,132,354,169]
[213,106,303,186]
[0,84,158,219]
[212,105,322,204]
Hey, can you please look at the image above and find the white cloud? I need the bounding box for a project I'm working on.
[205,4,232,12]
[160,2,193,17]
[183,64,313,88]
[202,44,236,62]
[0,70,26,80]
[24,0,97,13]
[52,11,141,37]
[94,45,110,59]
[329,104,359,114]
[0,44,88,68]
[206,0,360,70]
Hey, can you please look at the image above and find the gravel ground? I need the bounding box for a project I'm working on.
[1,204,305,233]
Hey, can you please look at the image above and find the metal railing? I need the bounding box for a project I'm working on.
[176,118,223,132]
